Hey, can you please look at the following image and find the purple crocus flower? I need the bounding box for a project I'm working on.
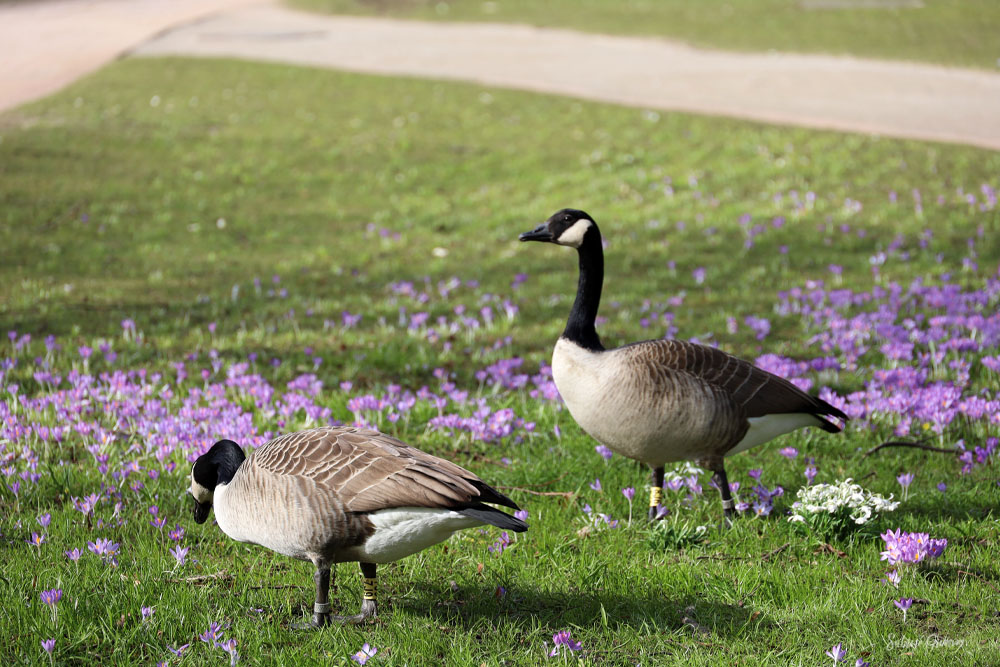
[594,445,613,460]
[825,643,847,663]
[937,482,947,493]
[351,643,377,665]
[549,630,583,657]
[589,478,602,492]
[218,638,239,666]
[88,537,120,565]
[41,638,55,655]
[37,513,51,528]
[665,478,685,492]
[882,570,900,588]
[897,472,915,500]
[488,532,512,555]
[778,447,798,459]
[804,466,818,485]
[40,588,62,608]
[894,597,914,622]
[167,644,190,657]
[199,621,224,644]
[748,469,762,481]
[514,510,529,522]
[65,548,82,562]
[141,606,155,620]
[170,545,190,566]
[752,500,773,517]
[621,487,636,502]
[880,529,947,565]
[40,588,61,623]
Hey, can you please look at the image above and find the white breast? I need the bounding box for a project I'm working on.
[213,483,311,560]
[551,338,670,462]
[349,508,483,564]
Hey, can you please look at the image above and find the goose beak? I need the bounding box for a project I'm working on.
[519,223,552,242]
[193,499,212,524]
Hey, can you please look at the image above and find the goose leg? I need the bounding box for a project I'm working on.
[332,562,378,624]
[292,565,333,629]
[313,566,332,626]
[704,458,736,528]
[647,465,665,521]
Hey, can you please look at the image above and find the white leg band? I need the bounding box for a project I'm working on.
[314,602,331,614]
[721,498,735,510]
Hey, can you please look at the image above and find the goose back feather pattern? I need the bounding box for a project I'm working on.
[250,426,515,512]
[617,338,841,426]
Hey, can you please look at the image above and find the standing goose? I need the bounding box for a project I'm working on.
[189,426,526,627]
[519,208,847,522]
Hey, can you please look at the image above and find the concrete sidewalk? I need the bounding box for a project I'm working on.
[4,0,1000,150]
[0,0,264,112]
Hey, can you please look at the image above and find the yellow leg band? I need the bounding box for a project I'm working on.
[362,577,377,601]
[649,485,663,508]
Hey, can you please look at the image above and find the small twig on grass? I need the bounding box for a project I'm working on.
[856,470,878,482]
[761,542,790,563]
[248,584,300,590]
[958,570,1000,595]
[814,543,848,558]
[169,571,231,584]
[863,440,961,457]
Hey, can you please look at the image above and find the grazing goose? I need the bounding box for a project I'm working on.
[519,208,847,522]
[189,426,526,627]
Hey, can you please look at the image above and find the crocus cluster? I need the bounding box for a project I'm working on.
[879,529,947,565]
[548,630,583,657]
[198,622,238,665]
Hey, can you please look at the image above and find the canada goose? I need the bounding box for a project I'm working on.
[519,208,847,522]
[189,426,526,627]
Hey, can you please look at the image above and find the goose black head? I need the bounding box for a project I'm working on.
[519,208,599,249]
[189,439,245,524]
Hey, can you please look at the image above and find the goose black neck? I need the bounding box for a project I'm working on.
[563,228,604,352]
[205,439,246,487]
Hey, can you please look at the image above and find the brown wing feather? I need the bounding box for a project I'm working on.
[249,426,516,513]
[622,339,846,425]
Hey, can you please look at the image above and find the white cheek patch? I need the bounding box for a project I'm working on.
[191,479,213,503]
[556,219,593,248]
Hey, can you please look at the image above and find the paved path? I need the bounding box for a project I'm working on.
[0,0,264,112]
[4,1,1000,150]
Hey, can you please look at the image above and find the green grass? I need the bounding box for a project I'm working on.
[289,0,1000,69]
[2,58,1000,665]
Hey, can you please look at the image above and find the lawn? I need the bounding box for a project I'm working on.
[1,58,999,665]
[289,0,1000,70]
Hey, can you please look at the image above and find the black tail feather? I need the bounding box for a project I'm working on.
[469,479,520,511]
[457,503,528,533]
[813,396,848,432]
